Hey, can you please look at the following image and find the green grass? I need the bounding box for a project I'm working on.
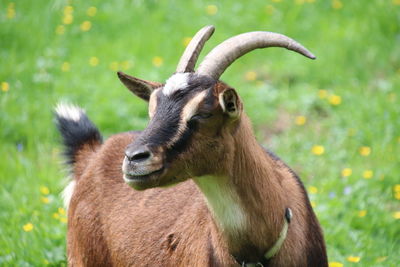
[1,0,399,266]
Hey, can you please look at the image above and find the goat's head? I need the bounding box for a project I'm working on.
[120,25,315,190]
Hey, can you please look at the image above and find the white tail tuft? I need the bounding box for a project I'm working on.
[55,102,85,122]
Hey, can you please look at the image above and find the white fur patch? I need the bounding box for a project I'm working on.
[55,103,85,122]
[62,180,76,209]
[181,90,208,122]
[163,73,190,96]
[148,88,160,118]
[194,175,246,233]
[166,90,208,148]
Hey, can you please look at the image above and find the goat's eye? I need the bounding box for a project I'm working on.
[190,112,212,121]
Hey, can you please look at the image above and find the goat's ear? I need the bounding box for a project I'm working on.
[117,71,162,102]
[218,88,241,119]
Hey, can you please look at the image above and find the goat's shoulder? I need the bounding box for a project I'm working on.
[262,147,305,193]
[262,147,328,266]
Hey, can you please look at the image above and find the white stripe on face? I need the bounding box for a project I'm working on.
[181,90,208,122]
[163,73,190,96]
[166,90,208,148]
[148,88,160,118]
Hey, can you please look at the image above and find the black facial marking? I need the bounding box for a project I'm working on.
[166,121,198,160]
[132,73,217,159]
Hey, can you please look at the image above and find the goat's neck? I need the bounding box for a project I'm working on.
[194,115,287,258]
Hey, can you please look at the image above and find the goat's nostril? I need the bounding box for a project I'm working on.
[126,150,152,162]
[132,151,151,161]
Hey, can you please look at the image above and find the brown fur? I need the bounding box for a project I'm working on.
[66,82,328,266]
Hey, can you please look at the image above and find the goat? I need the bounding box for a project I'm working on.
[55,25,328,266]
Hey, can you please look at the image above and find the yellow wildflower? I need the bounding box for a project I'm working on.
[310,201,316,208]
[329,262,343,267]
[182,37,192,47]
[23,223,34,232]
[58,207,66,215]
[347,128,357,136]
[63,14,73,25]
[61,62,70,72]
[376,256,387,262]
[41,197,50,204]
[395,191,400,200]
[393,0,400,5]
[245,71,257,81]
[43,259,49,265]
[53,213,60,219]
[56,25,65,35]
[393,212,400,219]
[332,0,343,9]
[362,170,373,179]
[341,168,352,177]
[87,6,97,17]
[60,217,68,223]
[329,94,341,105]
[393,184,400,192]
[311,145,325,155]
[80,21,92,32]
[265,5,275,15]
[347,256,361,263]
[109,61,119,71]
[64,6,73,15]
[40,186,49,195]
[7,3,16,19]
[121,60,131,70]
[388,93,396,102]
[152,56,163,67]
[308,186,318,194]
[295,116,307,126]
[358,210,367,217]
[318,89,328,99]
[205,5,218,15]
[1,82,10,92]
[359,146,371,156]
[89,57,99,66]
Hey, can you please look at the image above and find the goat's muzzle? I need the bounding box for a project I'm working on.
[122,145,165,190]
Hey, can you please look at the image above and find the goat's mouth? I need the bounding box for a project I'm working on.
[123,168,165,190]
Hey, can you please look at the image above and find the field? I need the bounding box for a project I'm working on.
[1,0,399,266]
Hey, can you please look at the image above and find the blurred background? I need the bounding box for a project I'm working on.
[1,0,399,266]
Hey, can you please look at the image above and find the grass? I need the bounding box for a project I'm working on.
[1,0,399,266]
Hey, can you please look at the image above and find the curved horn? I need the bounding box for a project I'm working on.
[176,25,215,73]
[197,31,316,80]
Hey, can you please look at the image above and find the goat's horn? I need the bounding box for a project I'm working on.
[176,25,215,73]
[196,31,316,80]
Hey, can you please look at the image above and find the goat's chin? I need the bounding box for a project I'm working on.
[124,171,187,191]
[123,168,164,190]
[123,168,185,191]
[124,176,156,191]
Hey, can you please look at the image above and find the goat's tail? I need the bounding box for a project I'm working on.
[54,103,102,175]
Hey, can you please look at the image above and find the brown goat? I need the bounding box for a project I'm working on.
[55,26,328,266]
